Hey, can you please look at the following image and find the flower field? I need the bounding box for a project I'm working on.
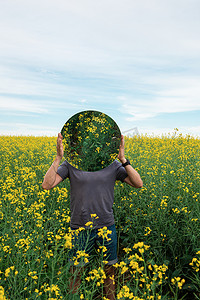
[0,133,200,299]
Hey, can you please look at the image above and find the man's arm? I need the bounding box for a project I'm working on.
[42,133,64,190]
[118,135,143,188]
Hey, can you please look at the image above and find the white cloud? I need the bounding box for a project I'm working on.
[0,98,49,114]
[122,76,200,121]
[0,122,57,136]
[1,0,200,65]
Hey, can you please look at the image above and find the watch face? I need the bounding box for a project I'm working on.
[61,110,121,171]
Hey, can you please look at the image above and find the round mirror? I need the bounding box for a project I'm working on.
[61,110,121,171]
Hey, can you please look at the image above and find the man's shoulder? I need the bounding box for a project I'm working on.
[104,159,123,172]
[113,159,122,168]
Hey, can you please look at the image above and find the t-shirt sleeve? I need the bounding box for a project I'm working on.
[115,160,128,182]
[57,161,69,180]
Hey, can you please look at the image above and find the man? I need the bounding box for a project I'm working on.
[42,133,143,299]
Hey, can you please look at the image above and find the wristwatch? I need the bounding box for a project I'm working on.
[122,159,131,167]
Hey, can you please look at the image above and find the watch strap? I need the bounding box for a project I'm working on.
[122,159,130,167]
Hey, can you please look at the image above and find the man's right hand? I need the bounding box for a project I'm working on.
[42,133,64,190]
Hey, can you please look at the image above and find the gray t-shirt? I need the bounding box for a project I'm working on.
[57,160,128,228]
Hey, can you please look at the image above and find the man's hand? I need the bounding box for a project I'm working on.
[57,133,64,159]
[118,134,143,188]
[118,135,126,164]
[42,133,64,190]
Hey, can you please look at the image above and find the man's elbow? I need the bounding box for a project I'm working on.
[42,182,51,190]
[135,180,143,188]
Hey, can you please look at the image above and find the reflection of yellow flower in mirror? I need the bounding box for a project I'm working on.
[96,147,100,153]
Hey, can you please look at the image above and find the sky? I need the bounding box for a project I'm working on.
[0,0,200,137]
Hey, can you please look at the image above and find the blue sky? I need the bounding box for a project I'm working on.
[0,0,200,136]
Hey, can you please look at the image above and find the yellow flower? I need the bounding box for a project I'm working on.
[64,233,72,249]
[97,227,112,241]
[73,250,90,266]
[5,266,14,278]
[171,277,185,289]
[90,214,99,219]
[117,285,134,299]
[123,247,132,254]
[85,221,93,228]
